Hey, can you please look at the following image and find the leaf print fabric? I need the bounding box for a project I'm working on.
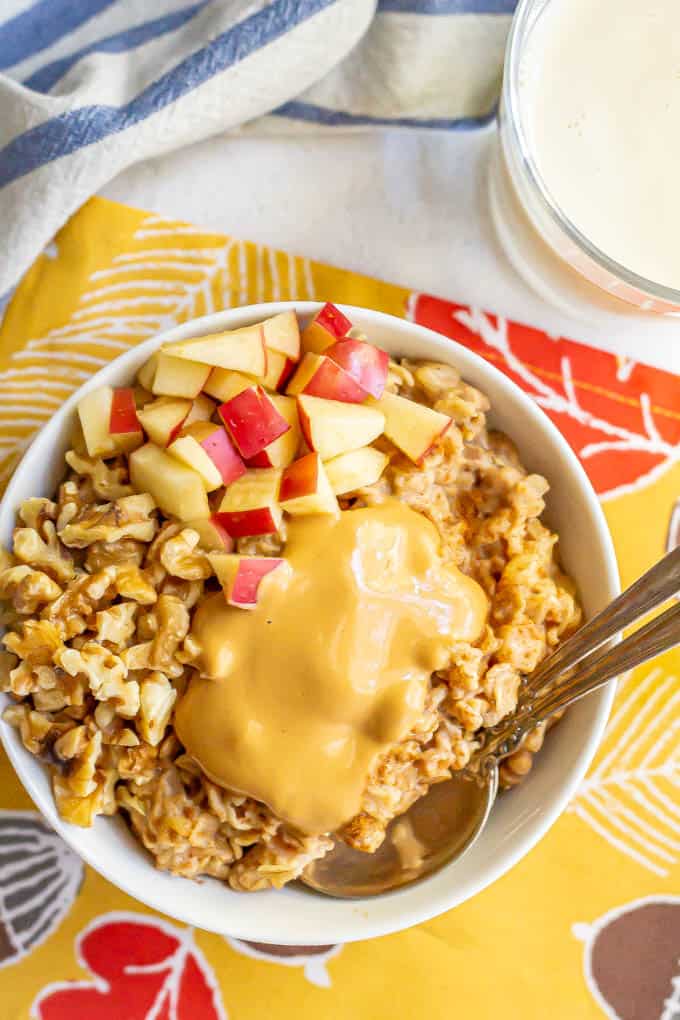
[0,196,677,1020]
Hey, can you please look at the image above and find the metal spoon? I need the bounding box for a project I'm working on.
[302,547,680,898]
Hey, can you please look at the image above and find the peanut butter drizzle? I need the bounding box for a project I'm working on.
[175,502,487,835]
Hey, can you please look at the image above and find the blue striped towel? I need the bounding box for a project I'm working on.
[0,0,516,296]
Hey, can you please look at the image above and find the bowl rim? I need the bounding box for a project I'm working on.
[0,301,619,943]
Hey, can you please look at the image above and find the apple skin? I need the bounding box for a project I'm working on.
[326,339,389,399]
[109,388,140,435]
[78,385,143,458]
[279,451,319,502]
[286,353,367,403]
[218,386,291,460]
[301,303,352,355]
[246,394,299,469]
[262,311,301,361]
[208,553,287,609]
[199,425,246,486]
[317,302,352,338]
[279,452,339,516]
[215,468,283,537]
[213,507,280,538]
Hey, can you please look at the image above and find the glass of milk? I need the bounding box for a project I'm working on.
[489,0,680,316]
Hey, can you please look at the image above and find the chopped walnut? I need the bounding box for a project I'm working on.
[95,602,138,648]
[56,480,87,532]
[138,673,177,746]
[13,521,75,584]
[59,494,157,548]
[65,450,133,500]
[159,529,212,581]
[160,577,204,609]
[0,650,17,691]
[3,703,53,754]
[110,563,157,605]
[42,568,114,639]
[0,565,62,613]
[4,659,52,698]
[150,596,190,673]
[85,537,146,573]
[3,619,63,665]
[122,595,190,678]
[144,521,183,586]
[18,497,57,532]
[55,641,140,718]
[53,724,89,761]
[52,729,104,824]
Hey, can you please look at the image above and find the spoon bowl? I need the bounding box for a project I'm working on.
[303,771,496,898]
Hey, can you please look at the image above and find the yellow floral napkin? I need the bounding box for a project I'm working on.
[0,197,678,1020]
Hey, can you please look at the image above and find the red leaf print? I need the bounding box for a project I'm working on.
[410,294,680,498]
[32,912,226,1020]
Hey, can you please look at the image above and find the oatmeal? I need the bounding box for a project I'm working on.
[0,304,581,892]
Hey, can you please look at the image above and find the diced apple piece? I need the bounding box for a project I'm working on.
[168,434,224,492]
[262,310,301,361]
[78,385,143,458]
[260,349,296,392]
[214,469,283,537]
[301,303,352,354]
[162,323,266,376]
[218,386,291,460]
[186,516,234,552]
[167,422,241,493]
[286,353,366,403]
[326,339,389,399]
[247,395,300,469]
[279,453,339,516]
[208,553,288,609]
[325,447,389,495]
[137,353,159,392]
[203,369,256,403]
[169,423,245,492]
[151,352,211,399]
[129,443,209,521]
[368,391,451,463]
[109,388,140,435]
[184,392,216,426]
[297,394,384,461]
[136,397,191,447]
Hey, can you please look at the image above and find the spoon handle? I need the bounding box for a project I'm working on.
[522,545,680,697]
[476,595,680,769]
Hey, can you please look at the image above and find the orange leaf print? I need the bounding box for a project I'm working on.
[410,295,680,498]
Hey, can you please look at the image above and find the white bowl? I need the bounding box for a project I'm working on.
[0,302,618,945]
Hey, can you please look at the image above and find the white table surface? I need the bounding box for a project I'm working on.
[103,124,680,375]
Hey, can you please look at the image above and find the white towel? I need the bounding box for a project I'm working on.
[0,0,515,298]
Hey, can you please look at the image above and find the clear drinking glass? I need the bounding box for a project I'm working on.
[489,0,680,316]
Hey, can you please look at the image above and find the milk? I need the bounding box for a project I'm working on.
[520,0,680,292]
